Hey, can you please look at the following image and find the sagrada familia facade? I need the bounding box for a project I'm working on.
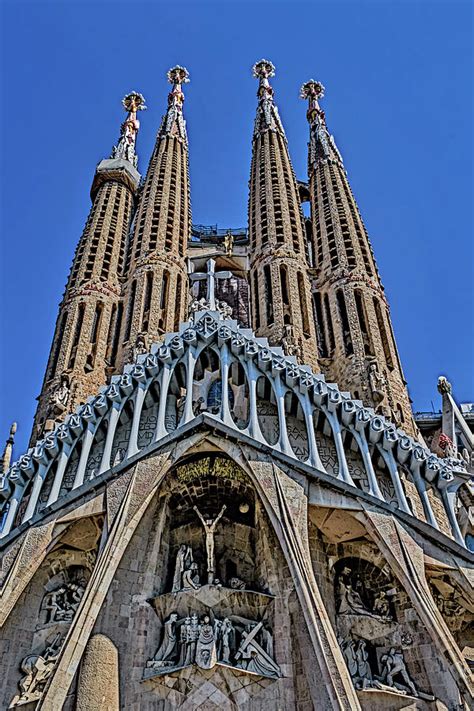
[0,61,473,710]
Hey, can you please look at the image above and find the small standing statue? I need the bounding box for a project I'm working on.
[172,544,193,592]
[223,230,234,256]
[152,613,179,667]
[193,504,226,585]
[368,362,388,413]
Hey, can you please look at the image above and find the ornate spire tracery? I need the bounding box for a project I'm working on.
[300,80,342,165]
[252,59,285,137]
[161,65,190,141]
[111,91,146,169]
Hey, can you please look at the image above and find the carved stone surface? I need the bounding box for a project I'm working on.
[147,612,280,679]
[10,634,63,707]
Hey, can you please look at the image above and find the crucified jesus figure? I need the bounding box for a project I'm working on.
[193,504,226,585]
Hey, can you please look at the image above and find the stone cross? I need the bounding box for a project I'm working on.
[190,259,233,311]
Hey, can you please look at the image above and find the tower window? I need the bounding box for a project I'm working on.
[336,290,353,356]
[373,298,394,370]
[124,280,136,343]
[48,311,68,380]
[90,302,103,345]
[253,271,260,329]
[174,274,182,332]
[280,266,289,306]
[68,303,85,369]
[354,289,374,356]
[297,272,311,338]
[324,293,335,354]
[313,292,328,358]
[109,302,123,367]
[263,264,274,326]
[141,271,153,331]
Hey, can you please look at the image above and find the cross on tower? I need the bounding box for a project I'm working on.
[190,258,233,311]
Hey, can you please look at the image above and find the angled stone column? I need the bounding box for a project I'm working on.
[38,452,171,711]
[248,458,361,710]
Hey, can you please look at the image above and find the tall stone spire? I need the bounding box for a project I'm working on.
[119,67,191,360]
[31,94,145,441]
[301,79,416,435]
[110,91,147,169]
[1,423,17,474]
[248,60,319,370]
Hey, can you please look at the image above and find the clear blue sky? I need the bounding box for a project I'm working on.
[1,0,473,457]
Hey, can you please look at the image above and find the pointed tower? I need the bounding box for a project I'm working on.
[31,93,145,440]
[119,66,191,361]
[301,79,416,435]
[248,60,319,371]
[0,423,17,474]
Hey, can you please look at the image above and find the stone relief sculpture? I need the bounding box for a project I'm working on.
[379,647,417,696]
[10,634,63,707]
[49,374,70,416]
[42,581,85,623]
[368,362,388,414]
[147,613,279,678]
[172,544,193,592]
[131,335,148,364]
[338,638,433,698]
[193,504,226,584]
[336,566,393,621]
[281,325,302,360]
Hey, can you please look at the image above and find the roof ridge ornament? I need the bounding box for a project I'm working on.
[252,59,285,138]
[111,91,146,169]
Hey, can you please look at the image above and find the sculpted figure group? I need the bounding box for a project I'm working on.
[148,613,280,678]
[336,566,393,621]
[10,634,63,708]
[339,638,421,696]
[41,582,85,624]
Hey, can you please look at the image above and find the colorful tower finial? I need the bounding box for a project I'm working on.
[111,91,146,169]
[162,66,190,139]
[1,422,17,474]
[252,59,285,137]
[300,79,325,123]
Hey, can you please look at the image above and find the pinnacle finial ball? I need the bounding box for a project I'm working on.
[10,422,17,436]
[300,80,325,100]
[122,92,147,113]
[252,59,275,80]
[167,66,190,85]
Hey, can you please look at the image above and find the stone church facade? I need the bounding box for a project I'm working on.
[0,61,472,710]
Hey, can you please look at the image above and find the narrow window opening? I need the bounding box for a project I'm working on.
[313,292,328,358]
[354,290,374,356]
[336,290,353,356]
[68,303,85,369]
[263,265,274,325]
[141,271,153,331]
[174,274,182,332]
[49,312,68,379]
[324,294,335,354]
[373,298,394,370]
[124,280,136,343]
[298,272,311,337]
[253,271,260,329]
[109,302,123,367]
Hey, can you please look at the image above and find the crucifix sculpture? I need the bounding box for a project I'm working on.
[193,504,226,585]
[189,259,233,311]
